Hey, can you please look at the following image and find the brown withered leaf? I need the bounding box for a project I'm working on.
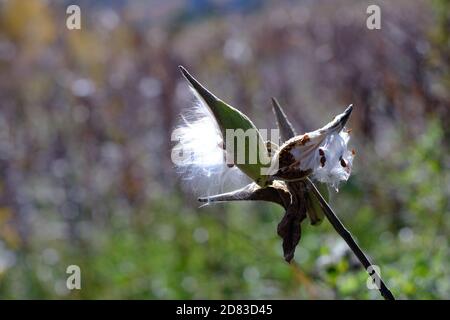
[277,181,308,262]
[277,198,307,262]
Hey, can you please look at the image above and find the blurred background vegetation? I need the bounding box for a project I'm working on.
[0,0,449,299]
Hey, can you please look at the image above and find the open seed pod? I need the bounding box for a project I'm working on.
[179,66,272,187]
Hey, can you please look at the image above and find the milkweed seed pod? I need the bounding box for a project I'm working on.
[176,66,272,187]
[270,105,355,191]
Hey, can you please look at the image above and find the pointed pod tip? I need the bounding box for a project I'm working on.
[178,65,220,107]
[338,104,354,128]
[178,65,188,76]
[271,97,282,111]
[178,65,192,81]
[345,104,354,115]
[271,97,296,140]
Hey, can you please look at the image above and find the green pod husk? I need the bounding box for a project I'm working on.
[179,66,271,186]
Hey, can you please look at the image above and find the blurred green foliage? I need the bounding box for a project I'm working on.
[0,0,449,299]
[2,120,447,299]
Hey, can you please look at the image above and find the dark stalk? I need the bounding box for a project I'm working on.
[306,178,395,300]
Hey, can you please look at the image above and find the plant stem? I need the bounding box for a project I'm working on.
[306,178,395,300]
